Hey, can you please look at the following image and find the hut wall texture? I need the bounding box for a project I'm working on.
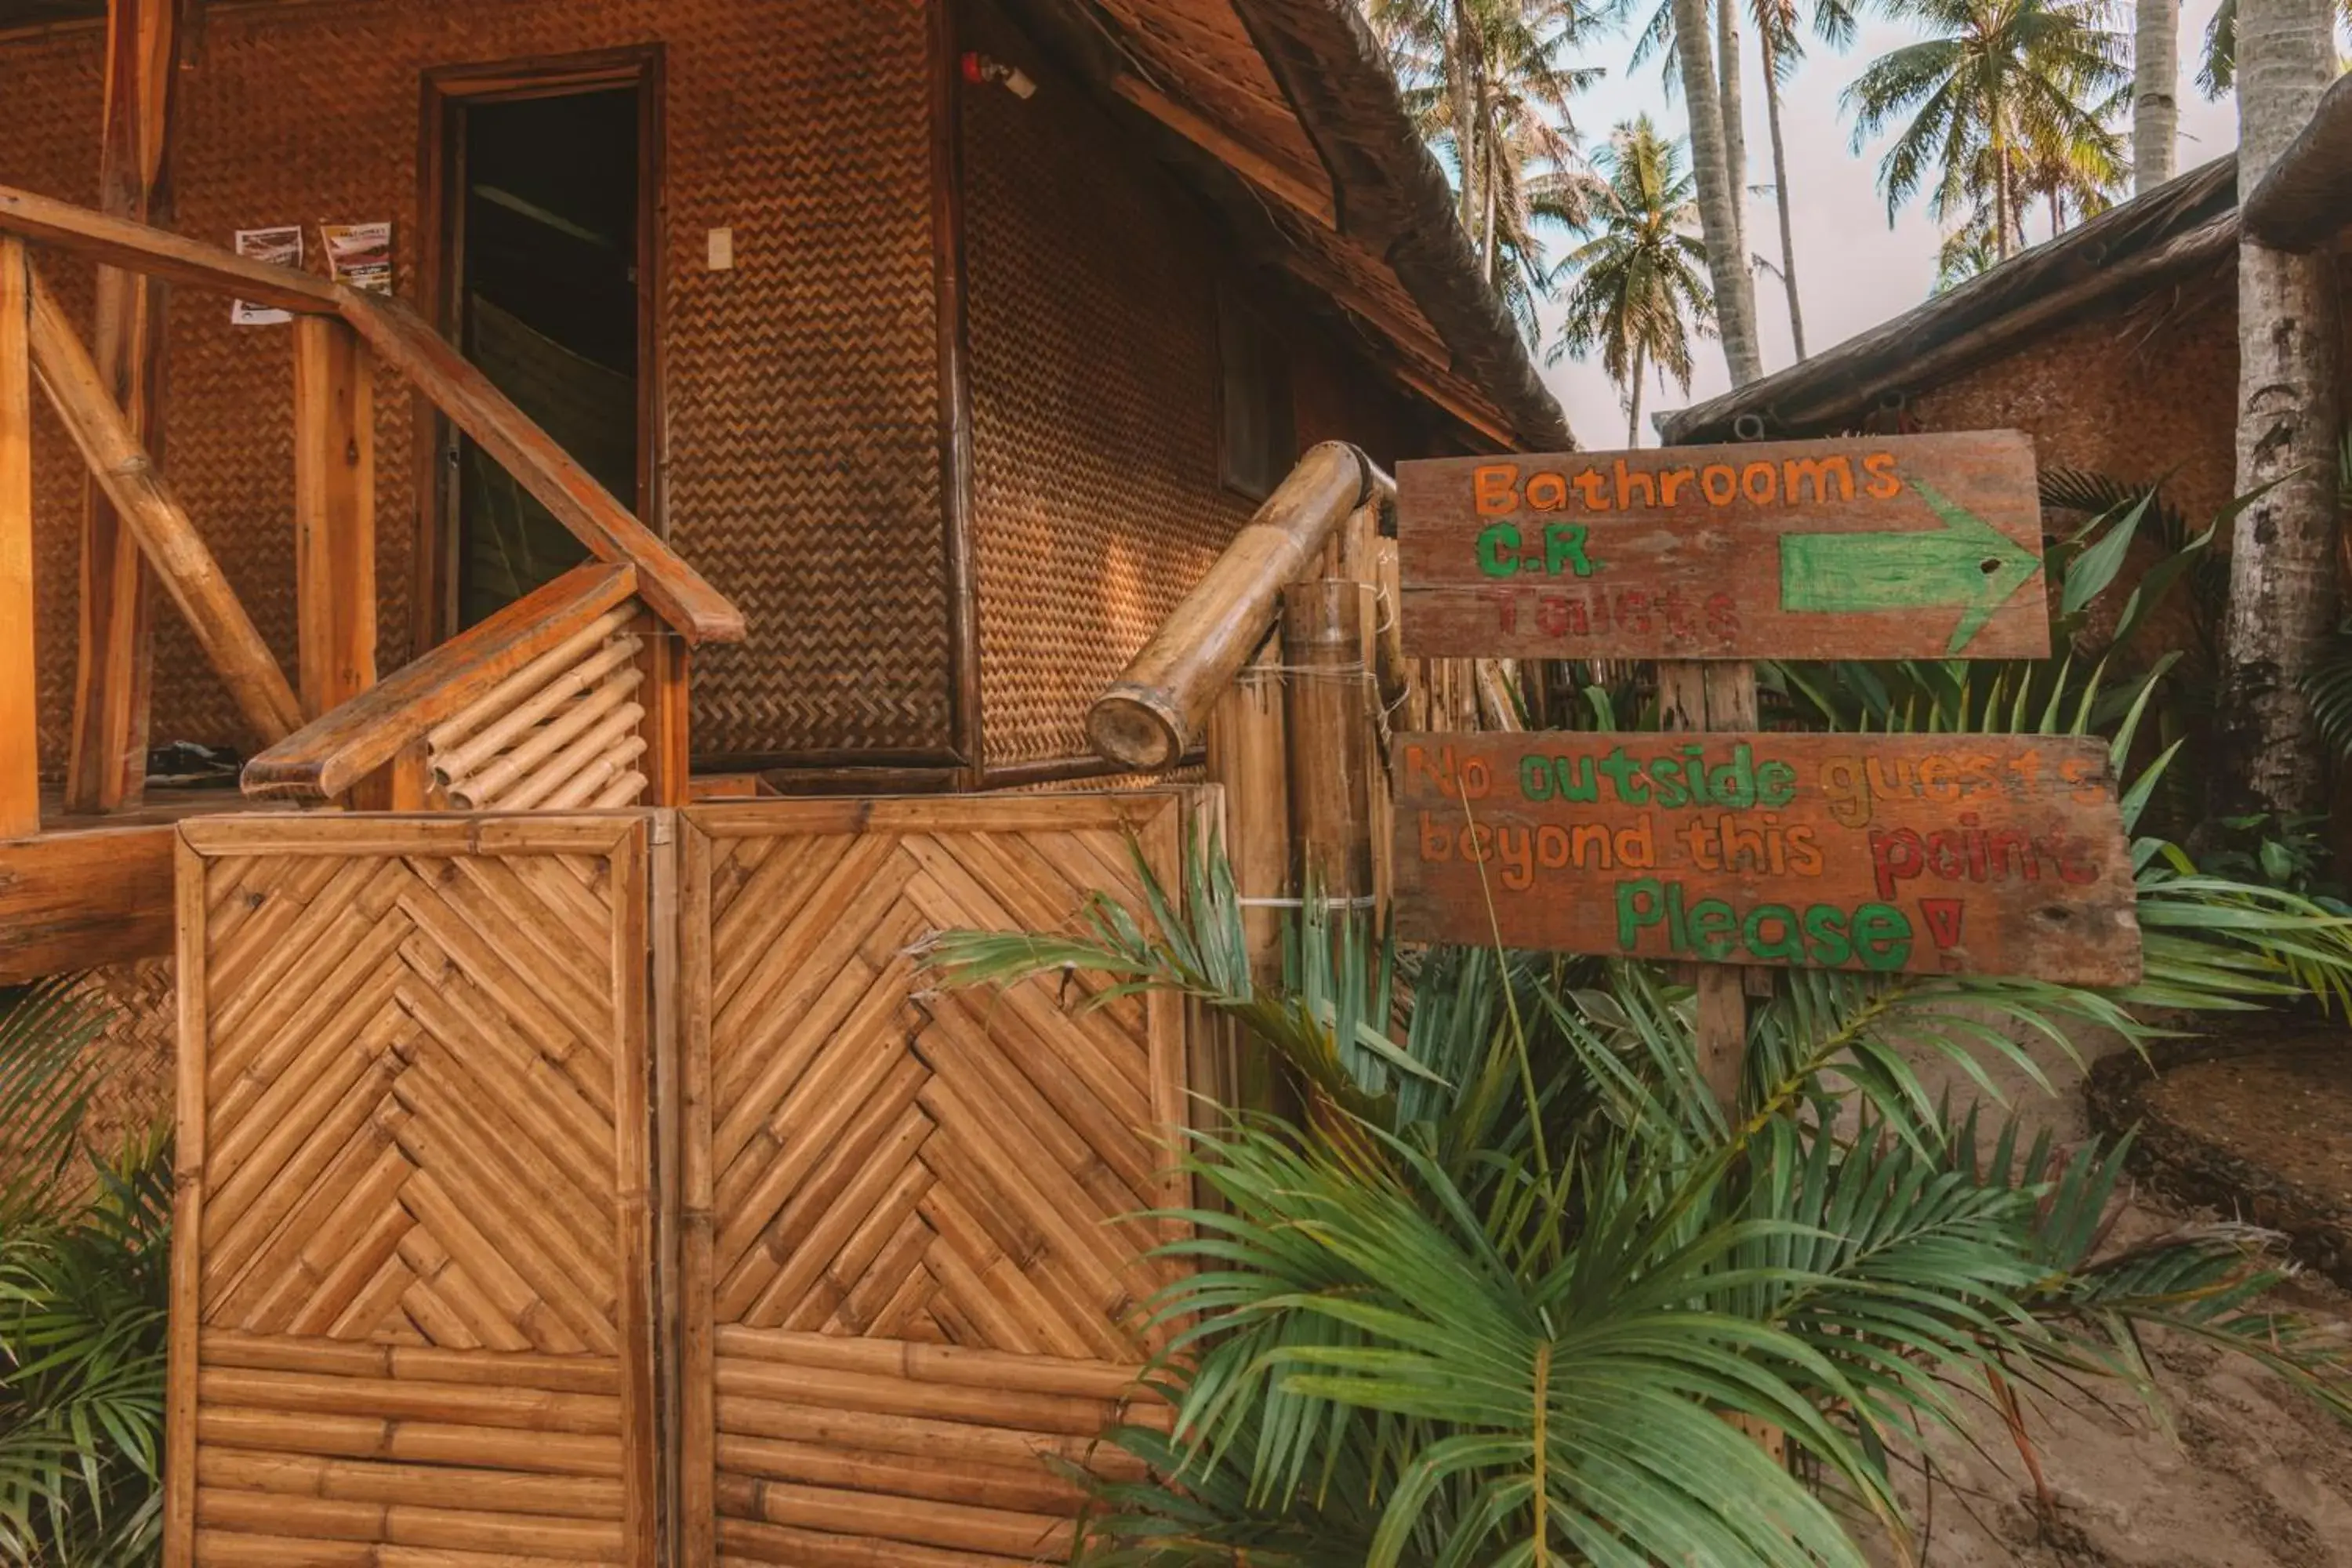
[0,0,1429,779]
[960,0,1425,768]
[1901,268,2241,526]
[0,0,949,768]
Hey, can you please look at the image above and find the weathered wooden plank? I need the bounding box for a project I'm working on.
[0,822,175,982]
[65,0,187,815]
[1392,731,2140,985]
[292,316,377,720]
[1396,431,2049,662]
[27,267,303,746]
[0,237,32,841]
[0,183,342,315]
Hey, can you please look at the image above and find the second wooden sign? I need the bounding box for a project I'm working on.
[1392,731,2140,985]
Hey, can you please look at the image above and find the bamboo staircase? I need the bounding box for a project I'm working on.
[0,183,744,983]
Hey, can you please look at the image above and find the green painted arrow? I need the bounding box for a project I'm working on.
[1779,478,2043,655]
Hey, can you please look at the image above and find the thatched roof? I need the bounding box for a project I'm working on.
[2245,73,2352,251]
[2,0,1573,452]
[999,0,1573,450]
[1658,156,2240,447]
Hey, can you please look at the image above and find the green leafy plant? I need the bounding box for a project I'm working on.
[917,464,2352,1564]
[0,980,172,1568]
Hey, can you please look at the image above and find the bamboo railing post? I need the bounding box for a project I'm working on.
[292,315,376,720]
[0,237,32,840]
[632,612,691,808]
[1091,442,1370,768]
[1205,639,1290,1112]
[1282,580,1377,908]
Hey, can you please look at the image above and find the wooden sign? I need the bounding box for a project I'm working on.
[1391,731,2140,985]
[1396,430,2049,662]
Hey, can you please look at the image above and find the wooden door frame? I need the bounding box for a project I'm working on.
[412,43,668,653]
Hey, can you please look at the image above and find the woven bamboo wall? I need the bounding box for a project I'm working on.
[961,0,1425,768]
[1904,266,2241,528]
[0,0,948,768]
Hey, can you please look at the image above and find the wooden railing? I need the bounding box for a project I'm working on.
[0,183,742,822]
[1089,441,1522,995]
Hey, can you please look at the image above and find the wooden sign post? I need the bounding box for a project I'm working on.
[1392,731,2141,985]
[1396,430,2049,663]
[1391,432,2140,1102]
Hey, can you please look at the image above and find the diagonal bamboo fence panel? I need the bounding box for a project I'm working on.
[677,792,1199,1567]
[167,814,661,1568]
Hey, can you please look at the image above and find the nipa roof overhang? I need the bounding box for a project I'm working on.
[1658,155,2242,448]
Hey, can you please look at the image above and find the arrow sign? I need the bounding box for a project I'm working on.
[1394,430,2050,662]
[1780,479,2045,655]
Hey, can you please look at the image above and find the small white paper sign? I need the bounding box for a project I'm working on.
[230,226,303,325]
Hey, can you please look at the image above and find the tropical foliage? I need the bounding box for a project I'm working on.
[920,479,2352,1566]
[0,981,171,1568]
[1842,0,2129,260]
[1551,116,1716,443]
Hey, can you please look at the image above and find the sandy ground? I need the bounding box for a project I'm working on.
[1862,1022,2352,1567]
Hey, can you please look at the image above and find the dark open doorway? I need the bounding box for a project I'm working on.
[419,49,663,639]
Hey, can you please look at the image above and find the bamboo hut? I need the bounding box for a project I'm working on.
[0,2,1566,1562]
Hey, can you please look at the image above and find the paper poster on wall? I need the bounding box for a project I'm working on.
[323,222,394,294]
[230,227,303,325]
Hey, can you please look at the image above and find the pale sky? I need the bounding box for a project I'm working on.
[1538,1,2241,446]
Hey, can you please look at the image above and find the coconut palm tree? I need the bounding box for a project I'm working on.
[1664,0,1768,383]
[2216,0,2342,815]
[2195,0,2352,93]
[1633,0,1858,360]
[2136,0,2180,189]
[1842,0,2129,260]
[1552,117,1716,445]
[1366,0,1604,290]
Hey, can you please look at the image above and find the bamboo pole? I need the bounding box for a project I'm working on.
[27,266,302,746]
[1204,640,1289,1115]
[443,669,644,808]
[432,633,641,786]
[1282,580,1377,906]
[1091,442,1370,768]
[0,238,33,841]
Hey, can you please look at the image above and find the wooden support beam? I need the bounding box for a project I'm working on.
[65,0,187,813]
[0,185,342,318]
[292,315,376,719]
[0,822,176,984]
[633,610,691,808]
[1110,74,1337,230]
[1660,658,1761,1109]
[27,266,303,748]
[0,238,34,840]
[1283,579,1377,903]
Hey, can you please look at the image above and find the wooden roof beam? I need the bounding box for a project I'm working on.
[1110,73,1336,229]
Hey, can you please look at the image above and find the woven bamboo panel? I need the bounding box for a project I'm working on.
[0,0,948,766]
[680,792,1196,1566]
[964,0,1258,766]
[0,24,100,776]
[170,814,659,1567]
[429,604,651,811]
[71,956,176,1155]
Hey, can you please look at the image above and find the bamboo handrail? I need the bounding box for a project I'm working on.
[0,181,745,648]
[1088,441,1389,769]
[241,562,641,801]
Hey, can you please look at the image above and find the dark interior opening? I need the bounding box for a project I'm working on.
[456,86,641,628]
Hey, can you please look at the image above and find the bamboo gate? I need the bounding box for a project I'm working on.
[170,793,1200,1567]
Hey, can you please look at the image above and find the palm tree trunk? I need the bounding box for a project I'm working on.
[2134,0,2180,191]
[1483,143,1501,280]
[1759,24,1805,358]
[1628,342,1647,447]
[2217,0,2341,815]
[1992,125,2012,259]
[1716,0,1751,282]
[1452,6,1479,234]
[1671,0,1765,386]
